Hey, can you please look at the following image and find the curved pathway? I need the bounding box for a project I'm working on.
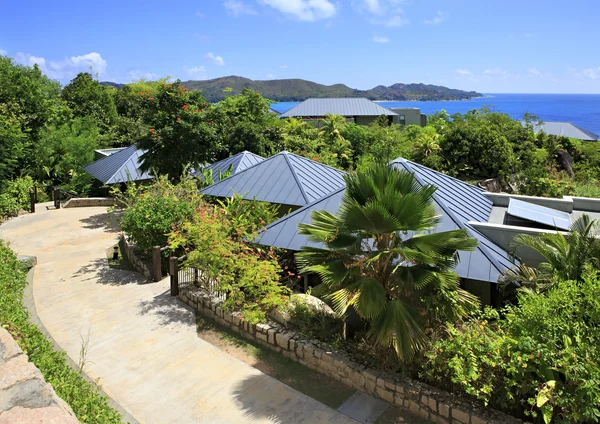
[0,205,357,423]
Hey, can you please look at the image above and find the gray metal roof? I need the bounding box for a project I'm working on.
[94,147,126,158]
[196,151,264,180]
[523,121,599,141]
[255,158,516,283]
[200,151,347,206]
[279,98,398,118]
[83,145,153,185]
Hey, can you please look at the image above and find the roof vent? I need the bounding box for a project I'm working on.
[504,198,571,231]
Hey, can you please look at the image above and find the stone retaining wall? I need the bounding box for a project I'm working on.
[179,288,521,424]
[119,235,153,280]
[0,327,79,423]
[63,197,117,208]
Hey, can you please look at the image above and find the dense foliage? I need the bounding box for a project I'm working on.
[119,177,201,252]
[422,270,600,423]
[169,198,288,324]
[0,240,121,423]
[3,53,600,218]
[0,176,33,220]
[296,164,480,359]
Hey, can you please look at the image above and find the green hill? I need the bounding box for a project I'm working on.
[179,76,480,102]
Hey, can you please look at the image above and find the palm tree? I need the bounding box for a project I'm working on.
[500,214,600,293]
[296,163,479,359]
[413,127,441,158]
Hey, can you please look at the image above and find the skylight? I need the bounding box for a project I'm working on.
[506,199,571,231]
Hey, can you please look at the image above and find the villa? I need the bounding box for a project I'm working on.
[253,156,600,305]
[524,121,599,141]
[84,145,153,185]
[280,97,415,126]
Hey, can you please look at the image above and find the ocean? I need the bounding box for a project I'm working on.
[271,94,600,135]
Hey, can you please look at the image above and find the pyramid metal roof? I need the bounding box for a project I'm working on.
[83,145,153,185]
[255,158,516,283]
[196,151,265,180]
[279,98,398,118]
[200,151,347,206]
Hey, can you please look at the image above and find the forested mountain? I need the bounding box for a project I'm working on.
[177,76,481,102]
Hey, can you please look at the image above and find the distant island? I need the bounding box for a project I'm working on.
[102,76,481,102]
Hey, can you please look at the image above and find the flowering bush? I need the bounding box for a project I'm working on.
[169,203,289,323]
[421,270,600,423]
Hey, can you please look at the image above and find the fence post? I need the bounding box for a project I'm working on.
[53,187,60,209]
[169,256,179,296]
[152,246,162,282]
[29,189,35,213]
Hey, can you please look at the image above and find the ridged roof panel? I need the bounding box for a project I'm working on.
[200,151,346,206]
[83,145,153,185]
[279,98,397,118]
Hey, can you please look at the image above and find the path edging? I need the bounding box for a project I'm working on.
[179,288,522,424]
[22,262,140,424]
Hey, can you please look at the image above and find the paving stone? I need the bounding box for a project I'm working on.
[337,391,389,424]
[0,405,79,424]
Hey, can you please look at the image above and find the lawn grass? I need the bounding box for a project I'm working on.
[195,314,356,409]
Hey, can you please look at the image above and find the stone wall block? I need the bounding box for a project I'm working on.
[452,408,470,424]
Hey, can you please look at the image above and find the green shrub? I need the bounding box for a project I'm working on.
[169,203,289,323]
[120,176,200,252]
[0,176,34,219]
[0,240,121,423]
[422,271,600,423]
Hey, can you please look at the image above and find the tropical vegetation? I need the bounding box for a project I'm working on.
[296,163,480,359]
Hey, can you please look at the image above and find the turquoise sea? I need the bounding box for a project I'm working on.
[271,94,600,135]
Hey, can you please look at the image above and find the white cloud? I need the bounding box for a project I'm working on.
[280,64,288,69]
[15,51,107,80]
[260,0,337,22]
[205,52,225,66]
[383,15,408,26]
[363,0,383,14]
[0,49,6,56]
[195,11,205,18]
[483,68,507,76]
[582,68,600,80]
[456,69,473,76]
[372,36,390,43]
[128,70,159,81]
[223,0,257,16]
[528,68,542,76]
[424,10,448,25]
[184,66,207,79]
[265,73,275,78]
[354,0,409,27]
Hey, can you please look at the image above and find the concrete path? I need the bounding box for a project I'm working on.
[0,205,358,424]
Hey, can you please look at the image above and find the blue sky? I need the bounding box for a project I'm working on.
[2,0,600,93]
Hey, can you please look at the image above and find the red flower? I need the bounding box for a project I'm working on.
[149,128,155,132]
[177,117,181,122]
[149,97,155,101]
[182,104,189,110]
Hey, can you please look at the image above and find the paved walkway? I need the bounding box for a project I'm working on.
[0,205,358,424]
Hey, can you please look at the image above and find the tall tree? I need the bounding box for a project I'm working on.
[136,81,219,180]
[214,87,283,158]
[62,72,117,132]
[296,163,479,359]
